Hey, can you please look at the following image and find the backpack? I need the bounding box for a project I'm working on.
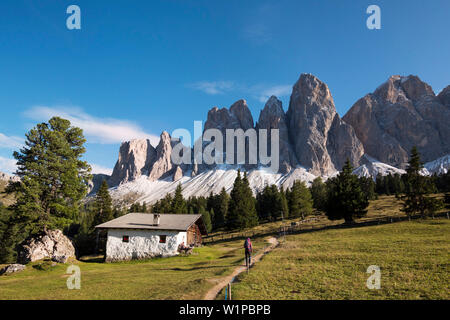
[244,239,251,250]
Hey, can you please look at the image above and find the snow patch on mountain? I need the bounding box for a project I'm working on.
[423,154,450,175]
[353,155,406,179]
[108,166,318,205]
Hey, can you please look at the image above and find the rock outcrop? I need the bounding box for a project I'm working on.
[257,96,298,173]
[204,99,254,134]
[148,131,174,181]
[0,172,20,183]
[438,86,450,108]
[286,74,364,175]
[173,166,183,181]
[109,139,156,186]
[0,264,26,276]
[203,99,256,169]
[17,229,76,264]
[87,173,111,195]
[343,75,450,167]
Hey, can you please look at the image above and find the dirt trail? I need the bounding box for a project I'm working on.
[203,237,279,300]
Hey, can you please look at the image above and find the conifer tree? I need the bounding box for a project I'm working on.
[400,147,443,218]
[171,184,187,214]
[325,159,369,223]
[241,172,258,228]
[310,177,327,211]
[257,184,285,222]
[93,180,113,226]
[280,188,289,219]
[6,117,91,233]
[288,181,313,219]
[199,206,212,233]
[214,188,229,229]
[227,170,258,230]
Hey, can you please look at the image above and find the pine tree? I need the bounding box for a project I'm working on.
[226,171,242,229]
[227,170,258,230]
[325,159,369,223]
[288,181,313,219]
[6,117,91,234]
[199,206,212,233]
[0,206,22,263]
[93,180,113,226]
[256,184,285,222]
[241,172,258,228]
[400,147,443,218]
[214,188,229,229]
[310,177,327,211]
[171,184,187,213]
[358,176,377,200]
[280,188,289,219]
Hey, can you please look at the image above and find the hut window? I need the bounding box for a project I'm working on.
[122,235,129,243]
[159,235,166,243]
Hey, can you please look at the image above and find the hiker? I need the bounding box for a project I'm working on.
[244,237,253,267]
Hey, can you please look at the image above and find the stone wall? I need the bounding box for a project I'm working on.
[105,229,187,262]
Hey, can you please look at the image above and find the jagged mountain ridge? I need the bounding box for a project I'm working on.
[91,73,449,204]
[343,75,450,168]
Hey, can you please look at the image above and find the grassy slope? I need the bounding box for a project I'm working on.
[0,237,269,300]
[223,219,450,300]
[0,195,447,300]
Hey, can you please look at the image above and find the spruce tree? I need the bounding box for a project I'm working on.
[288,181,313,219]
[0,206,22,263]
[325,159,369,223]
[199,206,212,234]
[226,170,242,229]
[280,188,289,219]
[310,177,327,211]
[6,117,91,234]
[227,171,258,230]
[93,180,113,226]
[171,184,187,213]
[257,184,285,222]
[400,147,443,218]
[241,172,258,228]
[214,188,229,229]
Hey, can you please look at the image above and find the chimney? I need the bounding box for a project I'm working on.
[153,214,160,226]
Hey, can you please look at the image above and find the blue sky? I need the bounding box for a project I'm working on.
[0,0,449,174]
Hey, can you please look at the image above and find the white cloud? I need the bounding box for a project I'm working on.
[90,163,113,176]
[0,133,23,150]
[256,85,292,103]
[187,81,234,95]
[0,156,17,174]
[24,106,160,146]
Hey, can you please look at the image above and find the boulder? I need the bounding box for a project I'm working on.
[0,264,26,276]
[17,229,76,264]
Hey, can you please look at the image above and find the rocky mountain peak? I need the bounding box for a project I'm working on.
[287,73,362,175]
[109,139,156,186]
[291,73,335,112]
[343,75,450,167]
[257,95,297,173]
[204,99,254,134]
[229,99,254,130]
[148,131,175,181]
